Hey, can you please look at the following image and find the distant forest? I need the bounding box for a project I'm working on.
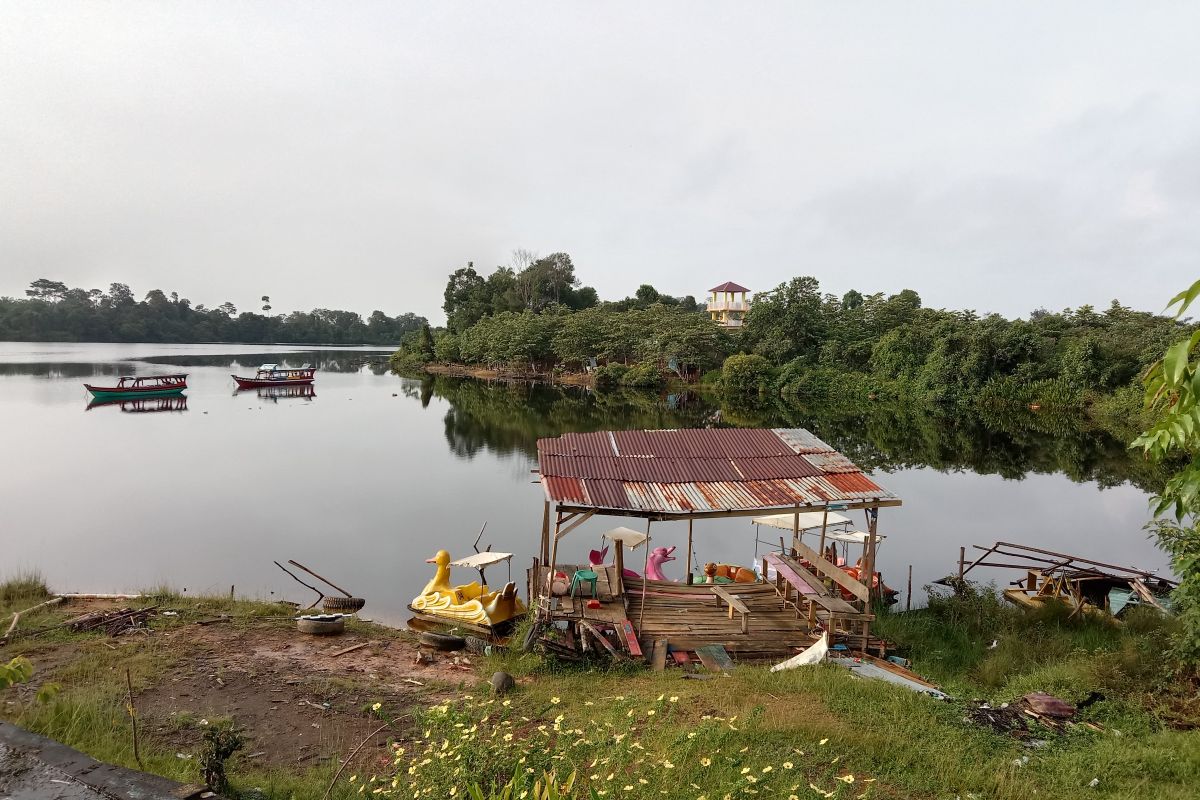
[0,279,427,345]
[393,253,1191,415]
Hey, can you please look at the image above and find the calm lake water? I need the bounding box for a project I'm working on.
[0,342,1173,625]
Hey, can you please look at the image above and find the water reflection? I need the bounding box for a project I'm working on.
[245,384,317,403]
[141,351,391,374]
[0,362,132,379]
[85,395,189,413]
[419,375,1168,493]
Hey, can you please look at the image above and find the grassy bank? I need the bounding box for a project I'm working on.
[4,576,1198,799]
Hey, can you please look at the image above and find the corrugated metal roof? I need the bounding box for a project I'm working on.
[536,428,898,516]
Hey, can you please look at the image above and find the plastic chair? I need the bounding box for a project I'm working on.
[569,569,598,598]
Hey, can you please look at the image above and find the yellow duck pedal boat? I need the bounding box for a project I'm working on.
[411,550,525,626]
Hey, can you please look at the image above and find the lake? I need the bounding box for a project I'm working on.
[0,342,1173,625]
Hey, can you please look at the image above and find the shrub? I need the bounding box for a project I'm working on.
[592,363,628,390]
[720,353,772,394]
[620,361,666,390]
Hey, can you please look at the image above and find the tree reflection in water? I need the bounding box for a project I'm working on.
[418,375,1169,493]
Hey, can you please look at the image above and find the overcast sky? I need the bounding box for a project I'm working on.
[2,3,1198,323]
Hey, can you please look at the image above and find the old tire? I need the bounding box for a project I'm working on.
[322,596,366,613]
[419,631,467,651]
[297,615,346,635]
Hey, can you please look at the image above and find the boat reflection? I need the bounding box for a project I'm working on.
[86,395,189,413]
[237,384,317,402]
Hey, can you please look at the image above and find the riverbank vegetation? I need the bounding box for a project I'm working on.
[392,261,1187,427]
[4,579,1196,799]
[0,279,427,344]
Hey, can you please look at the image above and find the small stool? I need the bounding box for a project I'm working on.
[569,569,598,598]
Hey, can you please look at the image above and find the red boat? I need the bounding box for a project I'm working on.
[232,363,316,389]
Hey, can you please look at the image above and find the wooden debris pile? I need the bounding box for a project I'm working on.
[66,606,157,636]
[965,692,1104,738]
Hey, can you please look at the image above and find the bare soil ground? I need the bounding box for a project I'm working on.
[4,598,479,772]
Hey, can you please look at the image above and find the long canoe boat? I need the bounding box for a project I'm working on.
[232,363,316,389]
[84,374,187,400]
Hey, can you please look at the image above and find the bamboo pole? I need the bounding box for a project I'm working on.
[0,596,64,645]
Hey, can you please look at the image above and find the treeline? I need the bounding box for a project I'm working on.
[395,254,710,388]
[726,277,1187,409]
[397,259,1188,410]
[0,279,427,345]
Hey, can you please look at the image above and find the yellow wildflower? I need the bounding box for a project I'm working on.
[783,762,793,769]
[762,766,773,772]
[818,738,828,746]
[551,697,561,704]
[371,702,382,712]
[700,758,712,767]
[836,775,854,784]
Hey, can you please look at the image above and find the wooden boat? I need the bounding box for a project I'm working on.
[231,363,316,389]
[84,374,187,400]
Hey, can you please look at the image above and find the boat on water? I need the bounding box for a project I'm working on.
[231,363,316,389]
[83,374,187,400]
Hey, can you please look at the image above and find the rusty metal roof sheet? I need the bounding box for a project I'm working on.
[537,428,898,516]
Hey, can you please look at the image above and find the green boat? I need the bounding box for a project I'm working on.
[84,373,188,400]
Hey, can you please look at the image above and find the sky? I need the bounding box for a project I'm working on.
[2,2,1199,324]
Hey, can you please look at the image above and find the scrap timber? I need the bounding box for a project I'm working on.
[529,427,900,664]
[954,541,1177,618]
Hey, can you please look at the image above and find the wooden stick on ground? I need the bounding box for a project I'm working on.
[1,596,65,645]
[320,717,407,800]
[331,642,369,658]
[126,668,143,769]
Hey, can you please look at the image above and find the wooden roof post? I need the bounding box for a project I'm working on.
[540,501,551,565]
[685,518,694,585]
[638,519,651,629]
[863,508,879,607]
[816,505,829,562]
[547,510,563,602]
[793,505,802,557]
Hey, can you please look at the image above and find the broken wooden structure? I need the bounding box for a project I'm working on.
[955,541,1177,617]
[529,427,901,664]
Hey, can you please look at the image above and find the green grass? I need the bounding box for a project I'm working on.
[1,569,51,612]
[4,586,1198,799]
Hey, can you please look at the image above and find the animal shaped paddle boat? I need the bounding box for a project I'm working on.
[411,550,525,626]
[702,562,759,584]
[645,546,677,581]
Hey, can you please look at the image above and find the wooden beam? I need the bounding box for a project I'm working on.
[540,501,551,564]
[554,509,596,540]
[791,538,869,604]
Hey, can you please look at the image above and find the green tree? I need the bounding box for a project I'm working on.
[1132,278,1200,663]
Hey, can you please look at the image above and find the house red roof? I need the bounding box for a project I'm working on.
[709,281,749,293]
[537,428,899,517]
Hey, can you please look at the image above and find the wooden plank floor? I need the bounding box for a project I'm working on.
[624,577,818,659]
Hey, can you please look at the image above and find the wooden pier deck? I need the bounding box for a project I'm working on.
[624,577,818,659]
